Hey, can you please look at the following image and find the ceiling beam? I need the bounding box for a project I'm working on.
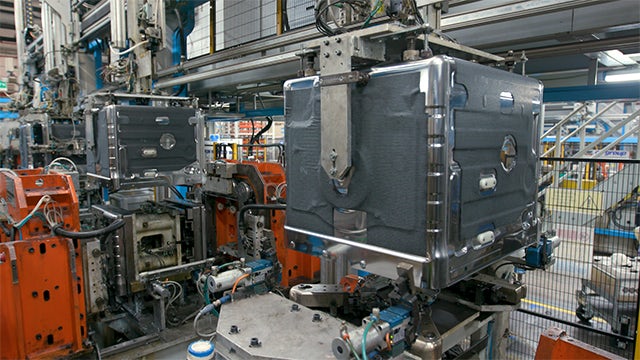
[498,35,640,59]
[441,0,618,31]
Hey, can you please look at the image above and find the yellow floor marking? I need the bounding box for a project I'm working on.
[522,298,607,324]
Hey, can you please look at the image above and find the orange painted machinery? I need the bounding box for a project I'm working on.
[535,327,625,360]
[0,169,90,359]
[203,160,320,287]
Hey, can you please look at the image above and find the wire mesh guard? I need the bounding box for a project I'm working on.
[211,0,315,51]
[509,157,640,359]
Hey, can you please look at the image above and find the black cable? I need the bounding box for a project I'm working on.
[494,261,538,273]
[283,0,291,32]
[315,0,365,36]
[248,118,256,156]
[171,84,186,97]
[53,219,125,239]
[411,0,424,25]
[173,8,187,57]
[251,119,273,144]
[250,94,274,146]
[168,184,186,200]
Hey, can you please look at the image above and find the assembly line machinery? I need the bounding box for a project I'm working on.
[1,1,558,359]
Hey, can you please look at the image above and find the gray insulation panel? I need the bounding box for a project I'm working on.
[284,56,542,288]
[87,105,197,180]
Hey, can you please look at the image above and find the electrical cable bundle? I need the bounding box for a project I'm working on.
[315,0,370,36]
[314,0,426,36]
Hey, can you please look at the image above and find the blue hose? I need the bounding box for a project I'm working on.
[487,320,494,359]
[361,316,377,359]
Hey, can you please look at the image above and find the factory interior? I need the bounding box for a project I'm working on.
[1,0,640,359]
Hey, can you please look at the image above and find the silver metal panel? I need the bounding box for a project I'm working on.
[86,104,199,189]
[83,239,108,314]
[215,293,342,359]
[285,56,542,289]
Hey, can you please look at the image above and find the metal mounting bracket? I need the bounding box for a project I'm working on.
[319,35,384,181]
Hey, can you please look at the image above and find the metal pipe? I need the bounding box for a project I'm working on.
[138,257,218,279]
[89,93,193,101]
[517,308,634,342]
[79,17,109,42]
[440,0,614,31]
[332,321,390,360]
[542,101,618,157]
[155,51,300,89]
[13,0,25,84]
[541,109,640,186]
[109,0,127,49]
[155,27,321,78]
[591,124,640,158]
[571,109,640,158]
[114,234,127,296]
[541,103,588,139]
[41,2,55,72]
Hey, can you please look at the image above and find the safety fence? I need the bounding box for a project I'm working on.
[508,157,640,359]
[211,0,315,52]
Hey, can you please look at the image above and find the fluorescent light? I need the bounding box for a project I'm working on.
[598,50,638,66]
[604,71,640,83]
[625,53,640,62]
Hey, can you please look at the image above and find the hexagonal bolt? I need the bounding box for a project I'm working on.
[291,304,300,312]
[323,52,330,58]
[289,241,296,248]
[334,50,342,56]
[312,313,322,322]
[329,168,337,176]
[230,325,240,334]
[359,260,367,269]
[250,337,261,347]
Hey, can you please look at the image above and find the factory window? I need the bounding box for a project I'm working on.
[187,2,212,59]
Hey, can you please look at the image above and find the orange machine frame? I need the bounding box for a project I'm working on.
[212,161,320,287]
[535,327,626,360]
[0,169,89,359]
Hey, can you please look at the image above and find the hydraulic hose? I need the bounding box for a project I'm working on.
[53,219,125,239]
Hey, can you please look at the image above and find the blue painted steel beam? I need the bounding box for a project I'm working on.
[87,39,104,90]
[594,228,636,240]
[206,107,284,122]
[0,111,19,119]
[242,107,284,118]
[544,83,640,102]
[0,98,11,104]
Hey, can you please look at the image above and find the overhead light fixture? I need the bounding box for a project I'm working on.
[597,50,638,67]
[604,70,640,83]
